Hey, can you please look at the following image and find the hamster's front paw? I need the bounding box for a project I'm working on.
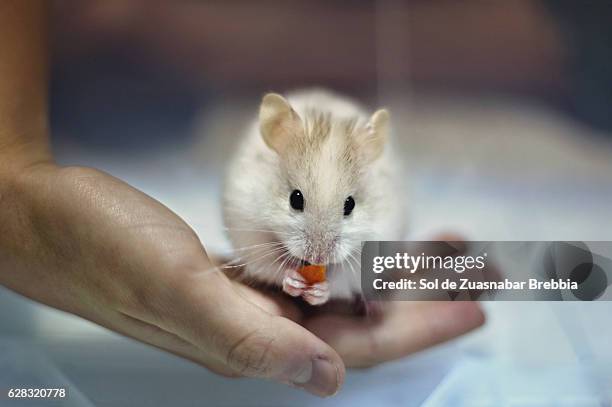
[302,281,330,306]
[282,269,308,297]
[282,269,330,306]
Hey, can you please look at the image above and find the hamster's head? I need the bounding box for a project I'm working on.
[259,92,390,267]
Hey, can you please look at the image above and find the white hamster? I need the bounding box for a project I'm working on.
[223,88,406,305]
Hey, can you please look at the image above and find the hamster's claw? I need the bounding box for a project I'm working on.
[282,269,307,297]
[282,269,330,306]
[303,281,330,306]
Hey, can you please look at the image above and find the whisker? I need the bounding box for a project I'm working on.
[283,255,302,282]
[273,251,293,282]
[212,244,288,273]
[226,244,284,264]
[222,246,287,269]
[345,249,362,281]
[194,244,286,276]
[224,227,291,236]
[231,241,285,253]
[346,248,361,267]
[253,247,290,274]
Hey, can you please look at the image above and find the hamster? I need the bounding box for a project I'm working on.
[223,88,406,305]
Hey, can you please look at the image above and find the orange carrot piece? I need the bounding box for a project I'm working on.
[298,264,327,284]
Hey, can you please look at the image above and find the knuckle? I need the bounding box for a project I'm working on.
[225,329,277,377]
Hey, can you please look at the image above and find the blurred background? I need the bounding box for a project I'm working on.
[2,1,612,406]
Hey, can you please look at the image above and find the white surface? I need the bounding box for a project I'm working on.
[1,94,612,406]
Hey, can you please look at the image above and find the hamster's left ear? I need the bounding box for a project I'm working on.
[259,93,303,154]
[361,108,390,162]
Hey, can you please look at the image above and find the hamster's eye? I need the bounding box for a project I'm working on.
[290,190,304,211]
[344,196,355,216]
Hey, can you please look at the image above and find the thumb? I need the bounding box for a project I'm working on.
[175,271,345,397]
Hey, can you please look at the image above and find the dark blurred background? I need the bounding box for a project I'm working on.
[49,0,612,151]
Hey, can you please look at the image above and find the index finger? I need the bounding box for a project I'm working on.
[165,270,345,396]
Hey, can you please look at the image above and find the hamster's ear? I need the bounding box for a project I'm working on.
[259,93,302,154]
[361,108,390,162]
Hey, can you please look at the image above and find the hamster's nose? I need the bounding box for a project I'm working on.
[304,235,339,265]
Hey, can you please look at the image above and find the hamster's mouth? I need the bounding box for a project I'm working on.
[291,258,313,267]
[284,256,319,271]
[283,249,328,268]
[298,259,328,267]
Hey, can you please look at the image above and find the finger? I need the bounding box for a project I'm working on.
[171,270,345,397]
[305,301,485,368]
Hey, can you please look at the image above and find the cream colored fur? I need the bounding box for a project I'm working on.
[223,88,406,300]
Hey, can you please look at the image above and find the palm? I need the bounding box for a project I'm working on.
[226,277,484,368]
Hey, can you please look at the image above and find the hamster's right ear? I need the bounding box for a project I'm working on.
[359,108,390,163]
[259,93,303,154]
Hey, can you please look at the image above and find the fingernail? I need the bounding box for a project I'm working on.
[290,356,340,397]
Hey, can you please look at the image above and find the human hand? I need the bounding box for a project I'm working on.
[0,164,343,396]
[0,164,484,397]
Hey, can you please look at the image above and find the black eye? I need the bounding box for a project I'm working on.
[344,196,355,216]
[290,190,304,211]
